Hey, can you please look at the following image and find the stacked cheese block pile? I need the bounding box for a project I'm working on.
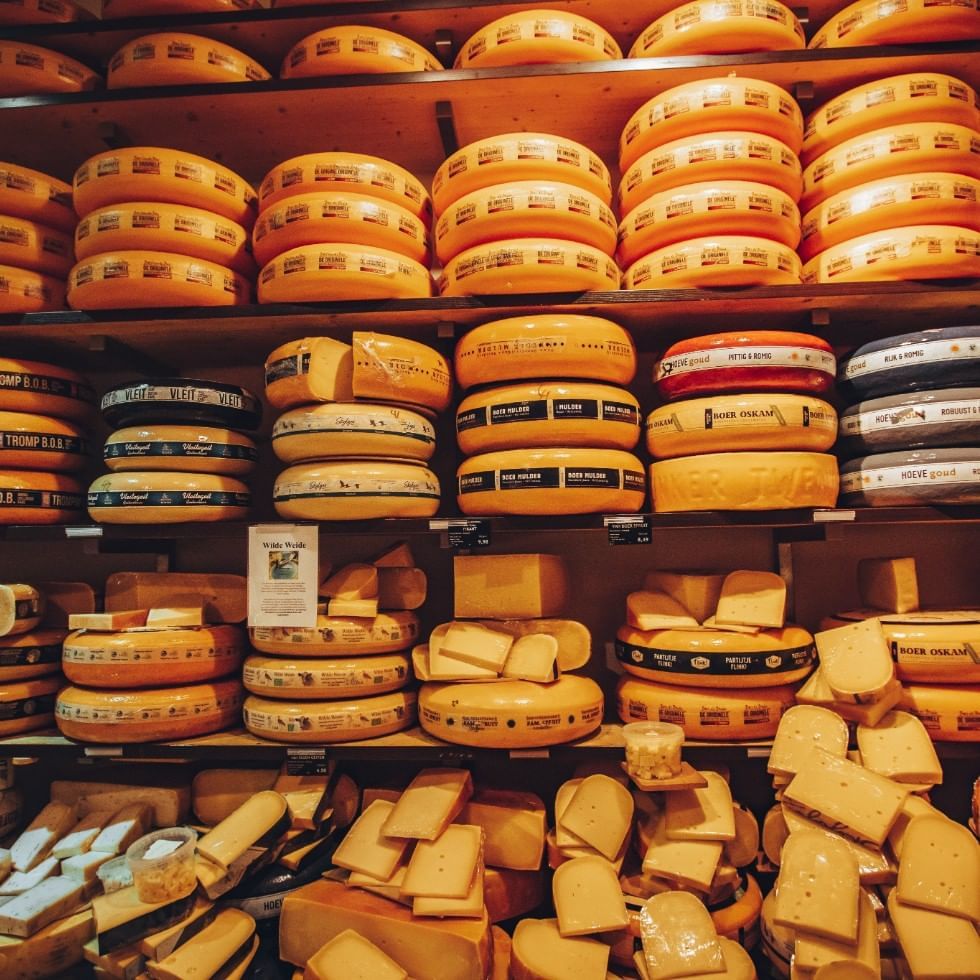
[799,72,980,285]
[87,376,260,525]
[0,37,98,96]
[618,77,805,290]
[617,569,815,740]
[837,325,980,508]
[254,151,433,302]
[66,146,256,309]
[647,330,840,511]
[265,333,449,520]
[434,132,622,296]
[809,0,980,48]
[415,553,605,748]
[280,24,442,77]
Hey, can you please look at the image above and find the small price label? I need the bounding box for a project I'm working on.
[430,519,492,549]
[286,747,330,776]
[605,515,652,545]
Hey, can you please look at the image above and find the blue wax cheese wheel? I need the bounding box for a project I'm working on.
[839,447,980,506]
[101,378,261,431]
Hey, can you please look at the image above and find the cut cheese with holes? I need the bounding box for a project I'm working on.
[0,628,65,681]
[639,891,724,980]
[0,469,83,524]
[0,261,65,313]
[454,553,568,620]
[0,214,73,277]
[351,332,451,413]
[244,652,411,699]
[886,889,980,979]
[840,447,980,507]
[103,424,257,476]
[402,824,483,899]
[665,771,735,841]
[0,161,75,233]
[810,0,980,48]
[87,471,250,523]
[384,768,473,841]
[858,709,942,784]
[781,807,895,884]
[768,705,849,777]
[560,775,633,860]
[553,856,628,937]
[793,885,879,974]
[250,610,419,656]
[0,40,99,95]
[100,378,260,430]
[282,25,440,78]
[0,0,82,25]
[716,571,786,628]
[642,815,723,891]
[900,683,980,741]
[511,917,609,980]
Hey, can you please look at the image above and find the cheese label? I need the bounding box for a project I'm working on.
[419,700,601,735]
[0,370,96,404]
[104,441,258,461]
[1,430,88,455]
[840,336,980,381]
[650,400,835,434]
[243,698,413,735]
[0,488,84,510]
[273,409,434,445]
[0,692,57,719]
[0,638,61,666]
[656,345,836,380]
[101,384,259,415]
[251,619,419,647]
[841,461,980,493]
[458,398,638,431]
[56,686,241,725]
[265,353,309,386]
[615,637,816,676]
[460,467,644,493]
[64,634,240,665]
[840,398,979,435]
[914,705,980,734]
[87,490,251,508]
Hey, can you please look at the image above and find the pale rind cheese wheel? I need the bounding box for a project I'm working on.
[0,213,74,277]
[55,678,243,743]
[419,675,604,748]
[87,471,251,523]
[647,394,838,458]
[0,161,75,232]
[243,689,417,743]
[457,447,646,515]
[352,332,452,414]
[0,357,95,421]
[0,0,82,24]
[243,651,412,699]
[0,410,88,472]
[0,40,99,96]
[0,675,60,736]
[250,611,420,656]
[454,10,622,68]
[809,0,980,48]
[0,262,65,313]
[102,1,258,15]
[253,191,429,267]
[63,624,245,688]
[456,380,641,454]
[439,238,621,296]
[0,629,66,682]
[839,447,980,506]
[651,450,840,511]
[101,378,261,430]
[281,26,441,77]
[107,33,270,89]
[104,424,258,475]
[273,460,440,520]
[435,180,617,263]
[900,683,980,741]
[0,469,83,524]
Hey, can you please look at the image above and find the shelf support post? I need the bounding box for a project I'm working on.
[435,101,459,157]
[435,29,455,68]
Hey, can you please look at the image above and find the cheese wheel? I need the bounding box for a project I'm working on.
[352,332,452,413]
[651,451,840,511]
[455,315,636,389]
[457,447,646,515]
[243,689,417,743]
[87,471,251,523]
[435,180,617,263]
[273,460,440,520]
[0,410,88,472]
[101,378,261,430]
[0,675,59,736]
[63,624,244,688]
[439,238,621,296]
[0,262,65,313]
[617,675,796,739]
[281,26,441,77]
[253,191,429,267]
[0,469,83,524]
[250,611,420,657]
[419,676,604,748]
[624,235,802,289]
[0,358,95,422]
[0,161,75,233]
[102,1,258,14]
[0,629,65,681]
[647,394,838,458]
[243,652,412,699]
[0,40,99,95]
[0,213,74,277]
[0,0,82,24]
[104,424,258,475]
[839,447,980,506]
[272,402,436,463]
[55,678,243,743]
[900,683,980,742]
[809,0,980,48]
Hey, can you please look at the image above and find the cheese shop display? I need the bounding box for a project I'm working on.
[0,409,89,472]
[280,26,442,77]
[0,40,99,96]
[809,0,980,48]
[840,447,980,507]
[0,0,83,24]
[103,424,258,475]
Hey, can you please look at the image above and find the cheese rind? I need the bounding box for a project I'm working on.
[283,24,439,78]
[900,682,980,741]
[103,424,257,476]
[352,332,451,414]
[87,471,250,524]
[510,917,610,980]
[809,0,980,48]
[243,652,411,699]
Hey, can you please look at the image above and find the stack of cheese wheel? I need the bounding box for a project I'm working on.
[434,133,621,296]
[102,1,260,15]
[67,146,256,309]
[836,325,980,507]
[87,376,260,524]
[0,40,99,96]
[266,333,448,520]
[618,77,805,289]
[280,25,442,77]
[810,0,980,48]
[647,330,839,512]
[0,0,83,24]
[0,356,92,525]
[799,72,980,285]
[417,553,605,749]
[454,314,647,515]
[243,544,423,743]
[254,151,433,302]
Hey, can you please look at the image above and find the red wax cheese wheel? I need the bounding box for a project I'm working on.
[0,410,89,472]
[0,41,99,95]
[0,469,84,524]
[0,358,95,422]
[0,161,75,233]
[0,263,65,313]
[281,26,441,77]
[809,0,980,48]
[0,213,73,277]
[0,0,83,24]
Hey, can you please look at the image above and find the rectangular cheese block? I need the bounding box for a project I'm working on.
[552,855,628,937]
[412,863,485,919]
[90,803,153,855]
[68,610,148,630]
[458,790,546,871]
[453,554,568,620]
[643,572,725,623]
[715,570,786,628]
[62,850,114,882]
[439,623,513,671]
[53,810,114,859]
[332,800,410,880]
[377,567,427,611]
[10,801,77,872]
[0,908,94,978]
[304,928,408,980]
[382,769,473,841]
[887,890,980,979]
[92,886,197,955]
[794,886,878,971]
[558,775,633,861]
[144,907,255,980]
[781,807,895,884]
[856,710,942,784]
[50,780,190,828]
[145,607,205,628]
[501,634,559,682]
[858,557,919,614]
[327,598,379,618]
[36,581,96,626]
[641,817,723,892]
[626,591,699,631]
[402,825,483,899]
[0,876,87,937]
[105,572,247,624]
[0,856,59,896]
[817,619,895,704]
[665,772,736,842]
[320,564,378,600]
[639,891,724,980]
[196,790,288,870]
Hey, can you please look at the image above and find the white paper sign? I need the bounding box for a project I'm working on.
[248,523,318,627]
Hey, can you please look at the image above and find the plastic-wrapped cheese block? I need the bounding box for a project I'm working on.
[243,652,411,699]
[104,424,258,476]
[809,0,980,48]
[0,675,60,736]
[0,410,89,472]
[281,26,441,77]
[0,629,66,681]
[900,683,980,741]
[0,214,74,277]
[840,447,980,506]
[0,0,83,24]
[0,40,99,95]
[0,357,95,422]
[250,611,420,656]
[351,332,452,413]
[102,1,258,14]
[87,471,251,523]
[0,161,75,233]
[101,378,261,430]
[0,263,65,313]
[0,469,83,523]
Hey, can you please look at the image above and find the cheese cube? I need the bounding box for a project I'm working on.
[642,572,725,623]
[511,918,609,979]
[305,929,408,980]
[401,825,483,899]
[320,564,379,600]
[858,557,919,614]
[458,790,546,871]
[453,554,568,620]
[641,817,723,892]
[768,705,849,778]
[638,892,724,980]
[887,889,980,979]
[856,711,942,785]
[552,856,628,937]
[11,801,77,871]
[715,571,786,628]
[439,623,513,671]
[382,769,473,841]
[665,772,736,842]
[816,619,895,705]
[332,800,410,880]
[558,775,633,861]
[0,876,87,937]
[502,633,559,682]
[626,591,700,631]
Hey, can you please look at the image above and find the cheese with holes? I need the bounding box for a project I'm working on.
[0,470,83,525]
[87,471,250,523]
[282,25,440,78]
[250,611,419,656]
[0,0,82,24]
[0,161,75,233]
[900,682,980,741]
[304,928,409,980]
[0,675,59,734]
[0,214,73,277]
[0,628,64,681]
[715,571,786,628]
[858,709,942,785]
[642,813,723,891]
[0,40,99,95]
[560,775,633,860]
[402,824,482,898]
[454,553,567,620]
[552,856,627,937]
[0,358,94,423]
[841,447,980,506]
[243,652,410,699]
[510,917,609,979]
[810,0,980,48]
[886,889,980,978]
[100,378,260,430]
[665,772,735,841]
[0,262,64,313]
[781,807,894,884]
[639,891,724,980]
[103,424,256,476]
[793,886,879,974]
[769,705,849,776]
[458,790,546,871]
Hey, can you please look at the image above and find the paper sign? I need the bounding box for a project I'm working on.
[248,523,318,627]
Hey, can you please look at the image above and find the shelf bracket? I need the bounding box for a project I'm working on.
[792,6,810,24]
[810,308,831,329]
[97,122,130,150]
[794,81,815,104]
[434,29,455,68]
[435,101,459,157]
[88,334,177,377]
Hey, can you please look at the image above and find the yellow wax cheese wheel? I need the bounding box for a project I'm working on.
[73,147,257,227]
[650,450,839,511]
[103,424,258,475]
[809,0,980,48]
[0,410,88,472]
[619,132,803,216]
[243,651,412,699]
[0,161,75,232]
[801,224,980,284]
[103,1,258,15]
[87,471,250,523]
[63,624,245,688]
[272,402,436,463]
[900,683,980,742]
[439,238,621,296]
[281,26,441,77]
[68,250,250,309]
[419,675,604,748]
[55,678,243,743]
[454,10,621,68]
[617,675,796,739]
[253,191,429,267]
[0,357,95,421]
[0,469,83,523]
[351,332,452,413]
[250,611,420,657]
[630,0,805,58]
[457,447,646,515]
[647,393,838,458]
[0,629,66,681]
[0,213,74,277]
[624,235,802,289]
[0,40,99,95]
[75,201,254,276]
[456,380,641,454]
[0,0,83,24]
[0,675,60,736]
[432,132,612,215]
[618,180,801,267]
[0,262,65,313]
[273,459,440,521]
[243,689,417,743]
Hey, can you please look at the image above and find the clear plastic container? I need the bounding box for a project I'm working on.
[623,721,685,780]
[126,827,197,903]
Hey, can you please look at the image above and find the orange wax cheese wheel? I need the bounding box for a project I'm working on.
[0,263,65,313]
[0,469,83,523]
[281,26,441,77]
[809,0,980,48]
[0,161,75,233]
[0,0,83,24]
[250,611,420,656]
[87,471,250,523]
[68,250,250,309]
[0,675,60,736]
[253,191,429,266]
[439,238,620,296]
[432,133,612,214]
[103,1,258,15]
[243,651,412,699]
[55,678,243,743]
[0,213,74,277]
[454,10,621,68]
[103,424,258,476]
[900,683,980,742]
[0,410,88,472]
[0,629,66,681]
[73,148,257,228]
[0,358,95,421]
[0,40,99,95]
[352,333,451,413]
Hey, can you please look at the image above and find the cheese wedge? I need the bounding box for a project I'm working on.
[642,816,723,892]
[858,557,919,614]
[558,775,633,861]
[0,876,87,937]
[511,918,610,980]
[196,791,288,870]
[458,790,546,871]
[412,861,485,919]
[383,769,473,840]
[768,705,849,777]
[817,619,895,704]
[794,889,879,973]
[0,584,43,637]
[439,623,513,671]
[781,808,895,884]
[887,794,949,860]
[715,571,787,628]
[402,825,483,899]
[304,929,408,980]
[642,571,725,623]
[665,772,736,842]
[423,643,499,681]
[638,892,724,980]
[332,800,410,881]
[90,803,152,855]
[502,634,560,682]
[552,856,628,937]
[627,591,700,631]
[320,564,378,600]
[887,889,980,979]
[857,710,942,784]
[53,810,113,858]
[11,801,77,871]
[145,907,255,980]
[377,567,427,610]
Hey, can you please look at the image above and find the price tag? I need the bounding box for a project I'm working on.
[286,747,331,776]
[429,519,492,549]
[605,515,652,545]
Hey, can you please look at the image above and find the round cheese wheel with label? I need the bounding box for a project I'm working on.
[0,0,82,24]
[0,263,65,313]
[651,450,840,511]
[0,40,99,95]
[809,0,980,48]
[0,357,95,422]
[352,332,452,414]
[243,652,412,699]
[281,26,441,77]
[839,447,980,506]
[0,675,59,736]
[439,238,621,296]
[274,459,440,521]
[0,629,65,682]
[101,378,260,430]
[0,469,83,523]
[419,675,604,748]
[87,471,251,523]
[457,447,646,515]
[900,683,980,741]
[104,424,258,475]
[250,611,420,657]
[103,1,258,14]
[456,380,641,454]
[0,213,74,277]
[0,161,75,233]
[0,410,88,472]
[647,393,838,458]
